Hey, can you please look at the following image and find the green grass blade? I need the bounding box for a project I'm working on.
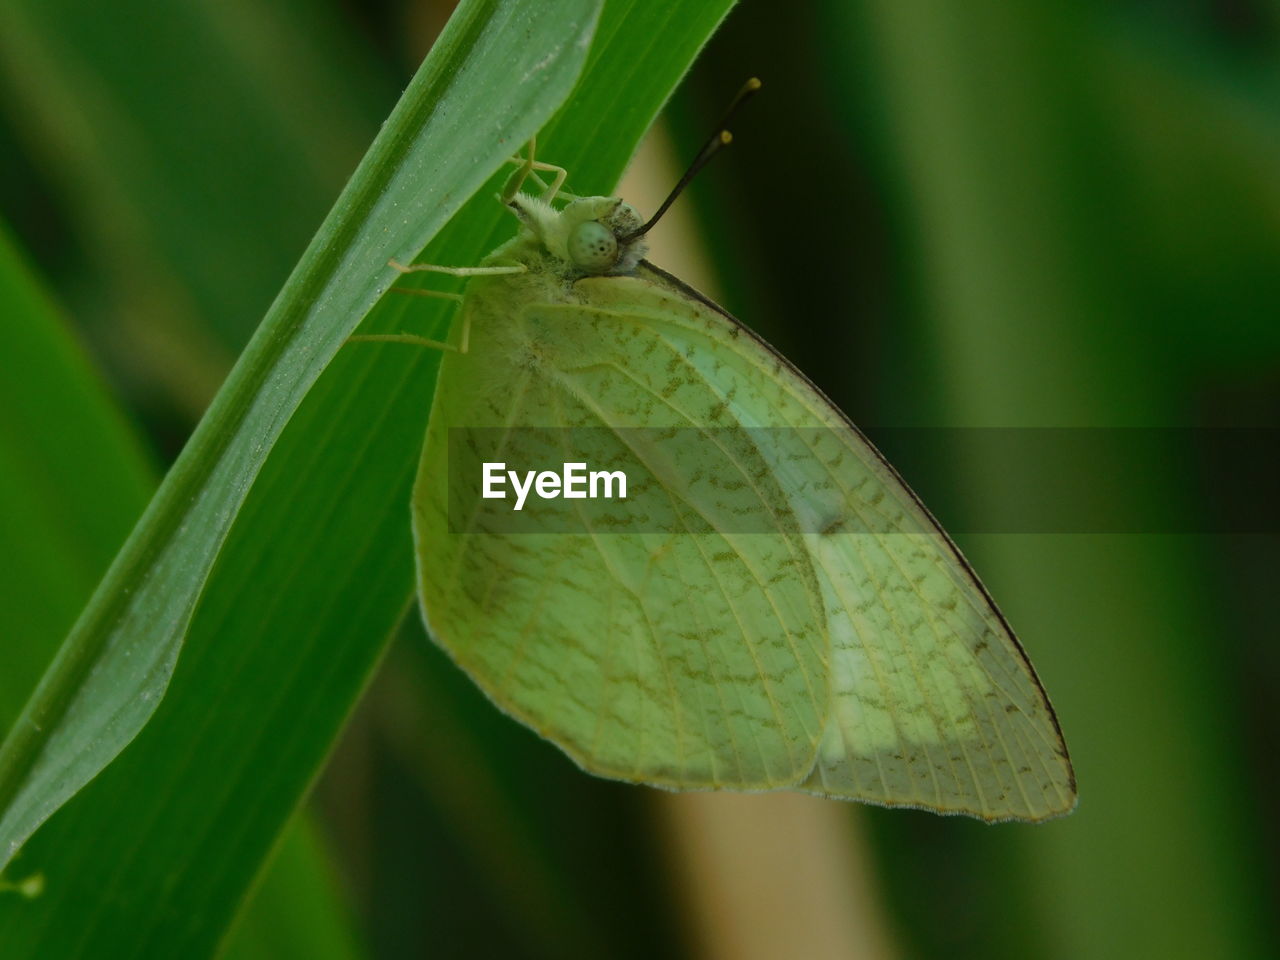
[0,0,603,872]
[0,0,395,408]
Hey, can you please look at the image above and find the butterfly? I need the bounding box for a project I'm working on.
[362,81,1076,822]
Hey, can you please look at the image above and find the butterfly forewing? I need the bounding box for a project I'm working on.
[573,264,1076,821]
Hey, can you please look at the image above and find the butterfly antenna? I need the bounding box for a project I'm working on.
[620,77,762,243]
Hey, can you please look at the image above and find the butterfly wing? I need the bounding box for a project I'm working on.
[576,263,1077,821]
[413,279,830,790]
[415,262,1074,821]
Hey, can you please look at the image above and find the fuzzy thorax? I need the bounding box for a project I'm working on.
[507,194,648,277]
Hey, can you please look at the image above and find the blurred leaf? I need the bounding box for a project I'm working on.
[822,0,1273,957]
[0,0,600,882]
[0,223,151,736]
[0,0,736,954]
[219,817,363,960]
[371,640,612,958]
[1093,21,1280,369]
[0,0,394,412]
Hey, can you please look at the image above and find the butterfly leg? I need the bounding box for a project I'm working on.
[530,160,568,202]
[348,331,461,353]
[503,135,538,202]
[505,159,578,202]
[502,135,574,203]
[350,260,525,354]
[387,259,526,279]
[349,287,464,352]
[390,260,525,352]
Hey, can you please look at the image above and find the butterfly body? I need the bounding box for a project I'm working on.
[409,184,1076,821]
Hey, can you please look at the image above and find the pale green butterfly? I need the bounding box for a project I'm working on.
[361,81,1075,822]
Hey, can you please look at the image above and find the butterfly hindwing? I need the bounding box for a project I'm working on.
[412,276,830,790]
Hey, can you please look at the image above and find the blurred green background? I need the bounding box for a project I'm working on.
[1,0,1277,957]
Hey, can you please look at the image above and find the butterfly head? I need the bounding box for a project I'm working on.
[503,81,761,281]
[509,193,648,277]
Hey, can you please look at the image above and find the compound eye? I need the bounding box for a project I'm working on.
[568,220,618,272]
